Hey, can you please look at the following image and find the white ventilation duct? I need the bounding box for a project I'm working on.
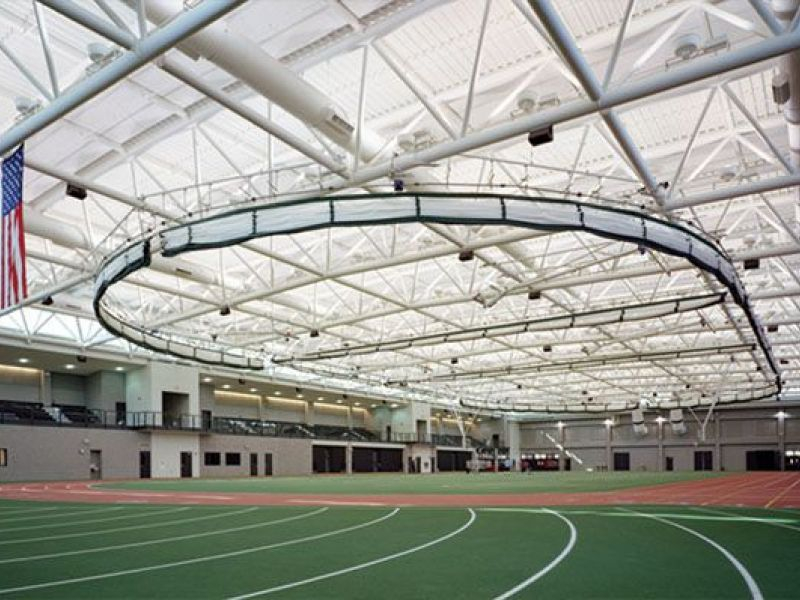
[139,0,385,164]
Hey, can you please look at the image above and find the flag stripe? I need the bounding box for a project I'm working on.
[1,145,27,309]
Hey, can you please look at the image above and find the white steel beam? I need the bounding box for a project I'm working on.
[0,0,245,156]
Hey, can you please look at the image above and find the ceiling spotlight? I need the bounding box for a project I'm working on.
[18,358,29,364]
[202,377,213,383]
[65,364,75,370]
[773,73,791,105]
[451,357,459,365]
[66,183,87,200]
[249,388,258,393]
[41,296,54,306]
[390,403,399,408]
[527,290,541,301]
[309,329,320,338]
[274,391,282,395]
[115,366,125,372]
[527,125,554,147]
[354,402,361,407]
[543,345,552,353]
[673,33,701,60]
[76,354,87,363]
[238,378,245,385]
[768,324,779,333]
[14,96,41,117]
[318,396,324,401]
[336,399,343,404]
[219,305,231,316]
[458,249,474,262]
[604,418,614,427]
[743,258,760,270]
[370,403,378,408]
[222,384,230,389]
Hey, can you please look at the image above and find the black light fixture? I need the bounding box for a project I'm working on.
[238,378,245,385]
[219,305,231,316]
[451,357,459,365]
[767,324,779,333]
[76,354,87,363]
[393,179,404,192]
[41,296,54,306]
[743,258,760,270]
[543,345,552,353]
[458,249,474,262]
[527,290,541,300]
[66,183,87,200]
[527,125,553,147]
[309,329,320,338]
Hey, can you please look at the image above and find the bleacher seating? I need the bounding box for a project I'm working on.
[0,400,56,424]
[54,404,102,425]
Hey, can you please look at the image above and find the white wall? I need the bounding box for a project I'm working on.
[150,432,200,478]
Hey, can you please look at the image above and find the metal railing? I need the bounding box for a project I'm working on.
[0,404,486,447]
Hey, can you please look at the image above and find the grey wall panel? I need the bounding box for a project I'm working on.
[199,434,312,477]
[0,425,146,482]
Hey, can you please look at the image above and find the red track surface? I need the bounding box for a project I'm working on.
[1,472,799,508]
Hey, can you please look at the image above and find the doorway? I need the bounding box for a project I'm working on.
[264,453,273,476]
[89,450,102,480]
[746,450,780,471]
[694,450,713,471]
[180,452,193,478]
[613,452,630,471]
[139,451,151,478]
[250,453,258,476]
[665,456,674,471]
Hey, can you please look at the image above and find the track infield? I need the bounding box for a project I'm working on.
[0,497,798,598]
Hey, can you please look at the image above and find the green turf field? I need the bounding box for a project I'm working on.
[0,499,797,598]
[99,471,724,495]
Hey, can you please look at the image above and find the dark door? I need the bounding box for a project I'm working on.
[564,458,571,471]
[694,450,713,471]
[250,453,258,476]
[665,456,674,471]
[746,450,780,471]
[115,402,126,426]
[180,451,192,478]
[89,450,102,480]
[613,452,630,471]
[201,410,212,430]
[139,451,151,479]
[264,453,273,476]
[385,425,392,442]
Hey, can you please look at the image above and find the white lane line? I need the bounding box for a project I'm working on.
[0,506,126,525]
[0,507,257,546]
[492,509,577,600]
[621,508,763,600]
[288,500,386,507]
[0,506,257,546]
[0,508,399,595]
[227,509,477,600]
[0,507,60,518]
[0,507,326,565]
[0,506,189,533]
[691,506,800,534]
[481,507,798,524]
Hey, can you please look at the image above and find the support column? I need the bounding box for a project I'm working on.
[257,395,264,421]
[39,371,52,406]
[778,414,786,471]
[657,419,665,471]
[304,401,314,426]
[606,422,613,471]
[346,406,353,429]
[345,444,353,475]
[714,415,722,471]
[504,417,521,472]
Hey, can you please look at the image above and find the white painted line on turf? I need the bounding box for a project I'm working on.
[620,508,763,600]
[492,509,576,600]
[0,508,399,595]
[0,507,327,565]
[0,505,257,546]
[691,506,800,534]
[0,506,189,533]
[288,500,386,506]
[226,509,477,599]
[0,506,126,525]
[0,507,60,518]
[480,508,798,524]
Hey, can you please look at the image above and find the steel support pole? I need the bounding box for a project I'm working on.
[0,0,244,156]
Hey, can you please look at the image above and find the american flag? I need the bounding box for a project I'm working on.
[1,145,27,309]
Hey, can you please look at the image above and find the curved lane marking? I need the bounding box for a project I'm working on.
[0,506,188,533]
[0,507,327,565]
[621,508,763,600]
[0,506,126,526]
[227,509,477,599]
[0,506,257,546]
[0,508,400,595]
[492,509,577,600]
